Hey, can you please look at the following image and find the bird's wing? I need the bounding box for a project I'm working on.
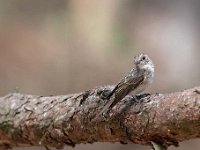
[99,69,144,115]
[109,71,144,108]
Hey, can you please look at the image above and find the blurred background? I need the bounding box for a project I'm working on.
[0,0,200,150]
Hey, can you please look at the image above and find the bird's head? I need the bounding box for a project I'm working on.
[133,53,154,71]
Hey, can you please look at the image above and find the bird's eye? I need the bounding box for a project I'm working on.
[142,56,146,60]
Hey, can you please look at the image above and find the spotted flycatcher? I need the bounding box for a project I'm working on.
[99,53,154,115]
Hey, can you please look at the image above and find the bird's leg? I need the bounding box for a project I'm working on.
[134,93,151,103]
[129,93,151,113]
[130,93,150,103]
[135,93,150,99]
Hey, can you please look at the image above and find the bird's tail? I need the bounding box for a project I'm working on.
[98,97,115,116]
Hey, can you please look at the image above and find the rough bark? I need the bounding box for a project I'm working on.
[0,86,200,150]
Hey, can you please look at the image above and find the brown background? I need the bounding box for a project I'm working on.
[0,0,200,150]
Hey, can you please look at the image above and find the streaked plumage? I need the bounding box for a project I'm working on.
[99,53,154,115]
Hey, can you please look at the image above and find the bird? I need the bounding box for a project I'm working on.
[99,53,154,116]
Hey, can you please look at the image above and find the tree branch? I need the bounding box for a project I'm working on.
[0,86,200,150]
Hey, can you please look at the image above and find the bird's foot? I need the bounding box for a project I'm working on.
[130,93,150,102]
[135,93,150,99]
